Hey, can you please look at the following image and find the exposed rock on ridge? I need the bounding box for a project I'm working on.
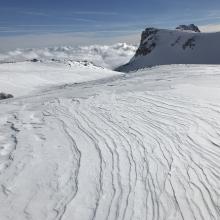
[176,24,201,32]
[135,28,158,57]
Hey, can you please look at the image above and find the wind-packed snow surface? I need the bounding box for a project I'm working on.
[0,65,220,220]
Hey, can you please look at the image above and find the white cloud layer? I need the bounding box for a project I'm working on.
[0,43,137,69]
[0,32,139,52]
[200,24,220,32]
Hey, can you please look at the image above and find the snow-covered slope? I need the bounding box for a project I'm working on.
[0,60,121,97]
[1,65,220,220]
[117,26,220,72]
[0,43,135,97]
[0,43,136,70]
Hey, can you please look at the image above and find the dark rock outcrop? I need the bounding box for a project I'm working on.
[182,37,196,50]
[0,93,13,100]
[135,28,158,57]
[30,58,39,62]
[176,24,201,33]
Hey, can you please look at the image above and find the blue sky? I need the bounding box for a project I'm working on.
[1,0,220,49]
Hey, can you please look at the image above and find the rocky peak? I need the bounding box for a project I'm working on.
[176,24,200,33]
[140,28,158,44]
[135,28,158,57]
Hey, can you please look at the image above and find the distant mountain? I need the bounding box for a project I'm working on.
[116,24,220,72]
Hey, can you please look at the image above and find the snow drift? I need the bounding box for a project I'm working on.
[117,25,220,72]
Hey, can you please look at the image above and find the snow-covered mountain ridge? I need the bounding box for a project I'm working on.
[117,25,220,72]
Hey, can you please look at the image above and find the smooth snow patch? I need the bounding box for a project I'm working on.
[0,61,121,97]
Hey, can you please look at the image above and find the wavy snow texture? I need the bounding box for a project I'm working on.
[0,65,220,220]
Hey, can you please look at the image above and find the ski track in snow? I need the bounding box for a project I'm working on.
[0,65,220,220]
